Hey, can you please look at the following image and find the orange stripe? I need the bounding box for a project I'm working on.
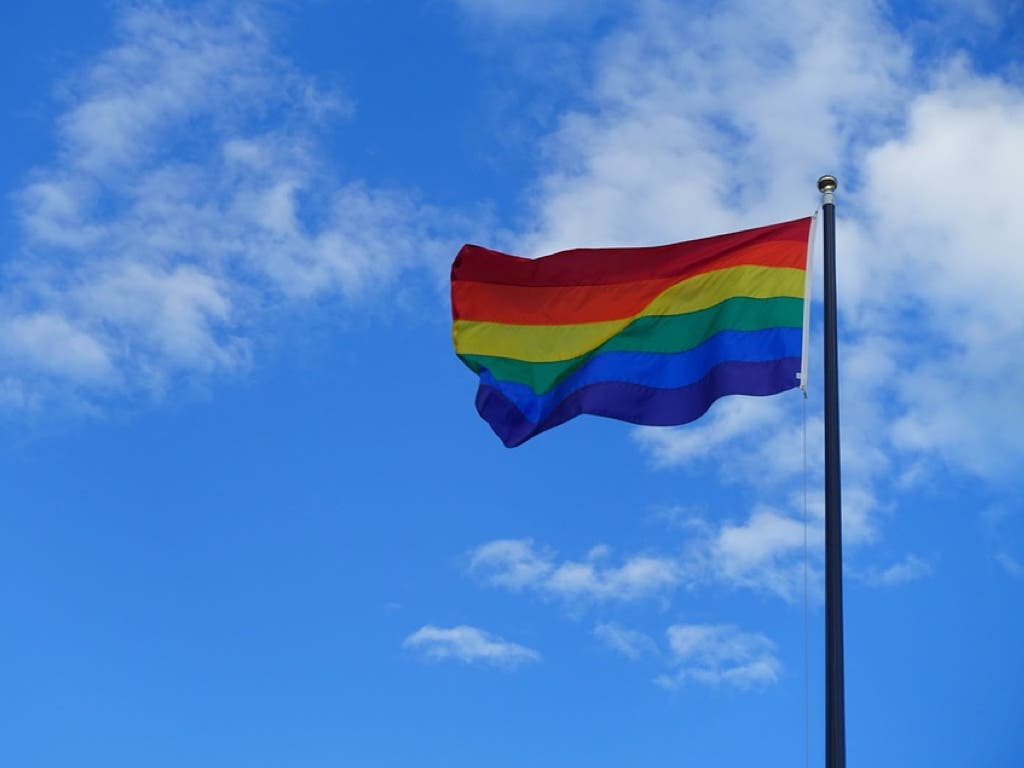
[452,241,806,325]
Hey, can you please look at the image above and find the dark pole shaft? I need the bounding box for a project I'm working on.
[819,175,846,768]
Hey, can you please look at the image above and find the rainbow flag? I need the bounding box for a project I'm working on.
[451,217,813,447]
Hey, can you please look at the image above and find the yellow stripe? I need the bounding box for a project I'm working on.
[453,265,805,362]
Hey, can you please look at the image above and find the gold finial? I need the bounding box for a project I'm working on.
[817,175,838,193]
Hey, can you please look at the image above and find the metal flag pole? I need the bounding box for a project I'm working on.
[818,174,846,768]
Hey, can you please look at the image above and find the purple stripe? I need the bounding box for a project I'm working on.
[475,357,801,447]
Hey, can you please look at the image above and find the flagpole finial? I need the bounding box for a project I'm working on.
[818,175,838,205]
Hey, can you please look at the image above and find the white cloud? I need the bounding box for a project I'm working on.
[860,554,932,587]
[468,538,679,603]
[3,3,450,411]
[594,622,657,660]
[709,505,809,598]
[452,0,610,23]
[994,553,1023,579]
[631,395,796,473]
[854,75,1024,479]
[403,625,540,667]
[656,624,780,690]
[594,620,783,692]
[467,538,555,590]
[468,495,892,608]
[514,0,909,256]
[0,313,113,383]
[470,507,816,605]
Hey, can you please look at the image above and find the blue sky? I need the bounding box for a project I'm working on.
[2,1,1022,766]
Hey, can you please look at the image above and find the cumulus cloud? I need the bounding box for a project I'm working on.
[467,486,921,609]
[403,625,540,667]
[468,512,812,605]
[854,75,1024,479]
[467,538,680,604]
[513,0,909,256]
[3,3,451,411]
[706,505,811,600]
[656,624,781,690]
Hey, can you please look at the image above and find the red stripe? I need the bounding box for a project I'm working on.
[451,218,811,288]
[452,241,807,324]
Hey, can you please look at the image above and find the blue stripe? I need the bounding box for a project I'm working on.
[477,327,802,424]
[477,358,802,447]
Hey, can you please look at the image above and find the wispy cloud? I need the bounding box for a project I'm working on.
[3,3,451,412]
[593,620,782,692]
[631,396,808,478]
[656,624,781,690]
[859,554,932,587]
[593,622,657,660]
[467,538,680,604]
[403,625,540,667]
[994,553,1023,579]
[467,514,807,605]
[451,0,615,23]
[468,489,918,608]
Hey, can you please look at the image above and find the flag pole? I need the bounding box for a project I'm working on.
[818,174,846,768]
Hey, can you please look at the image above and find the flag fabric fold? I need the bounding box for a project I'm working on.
[451,217,812,447]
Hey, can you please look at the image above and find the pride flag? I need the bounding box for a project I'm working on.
[451,217,813,447]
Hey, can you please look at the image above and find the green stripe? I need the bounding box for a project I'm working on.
[460,296,804,394]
